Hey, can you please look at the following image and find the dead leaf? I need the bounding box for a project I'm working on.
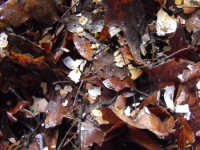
[102,77,135,92]
[98,25,110,42]
[45,100,68,128]
[73,33,94,61]
[144,59,193,84]
[186,10,200,32]
[80,119,105,149]
[11,51,48,69]
[105,0,146,64]
[112,107,175,138]
[178,117,195,149]
[0,0,61,27]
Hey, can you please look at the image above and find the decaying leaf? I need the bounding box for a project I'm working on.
[0,0,61,27]
[178,117,195,149]
[73,33,94,61]
[45,100,68,128]
[105,0,146,64]
[102,77,135,92]
[80,119,105,149]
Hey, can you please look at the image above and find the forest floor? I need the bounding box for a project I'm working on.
[0,0,199,149]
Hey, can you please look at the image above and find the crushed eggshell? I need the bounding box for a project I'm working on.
[132,102,140,107]
[175,104,190,113]
[156,9,177,36]
[164,86,175,110]
[141,34,150,45]
[175,0,183,5]
[88,86,101,100]
[187,64,193,70]
[93,0,102,3]
[114,50,130,68]
[63,56,76,69]
[76,13,82,17]
[62,99,68,107]
[196,80,200,90]
[140,44,147,56]
[0,32,8,49]
[178,74,184,82]
[60,85,72,98]
[68,68,81,83]
[108,26,121,37]
[30,97,48,115]
[124,106,131,117]
[8,138,16,144]
[128,64,143,80]
[91,109,102,117]
[40,82,47,95]
[76,27,84,36]
[79,60,87,71]
[79,16,88,26]
[115,95,126,111]
[43,147,49,150]
[91,43,100,49]
[61,47,70,53]
[55,84,61,91]
[144,107,151,114]
[196,131,200,137]
[175,104,191,120]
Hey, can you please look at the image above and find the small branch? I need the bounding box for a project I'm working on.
[57,120,79,150]
[61,0,80,18]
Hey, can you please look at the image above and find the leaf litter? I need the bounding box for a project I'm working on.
[0,0,199,149]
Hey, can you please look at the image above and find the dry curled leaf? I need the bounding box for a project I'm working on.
[178,117,195,149]
[112,107,175,138]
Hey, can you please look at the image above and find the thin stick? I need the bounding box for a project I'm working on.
[57,119,78,150]
[62,0,80,18]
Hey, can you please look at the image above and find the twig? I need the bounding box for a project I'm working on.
[61,0,80,18]
[132,88,149,97]
[9,87,24,101]
[63,131,78,148]
[92,44,111,58]
[57,119,79,150]
[153,46,191,66]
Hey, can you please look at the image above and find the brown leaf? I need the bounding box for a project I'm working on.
[98,25,110,42]
[102,77,135,92]
[144,59,193,83]
[112,107,175,138]
[45,100,68,128]
[43,129,58,150]
[178,117,195,149]
[8,33,44,56]
[169,26,188,55]
[186,10,200,32]
[11,51,48,69]
[0,0,61,27]
[181,63,200,83]
[7,101,29,115]
[105,0,146,64]
[80,119,105,149]
[73,34,94,61]
[120,45,134,61]
[102,123,162,150]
